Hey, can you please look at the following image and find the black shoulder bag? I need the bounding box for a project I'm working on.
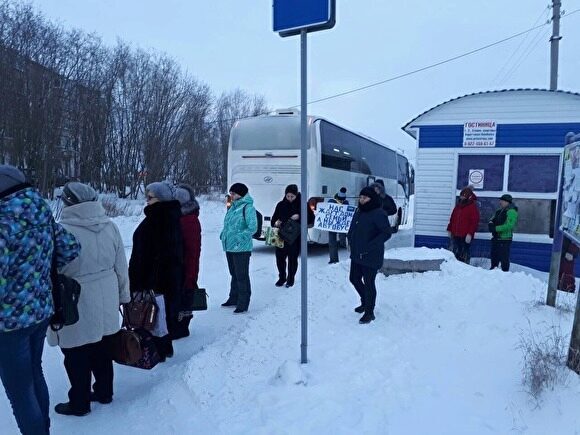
[50,227,81,331]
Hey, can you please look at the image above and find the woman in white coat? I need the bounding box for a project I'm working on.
[47,182,130,417]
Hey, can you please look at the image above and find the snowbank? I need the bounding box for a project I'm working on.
[1,197,579,435]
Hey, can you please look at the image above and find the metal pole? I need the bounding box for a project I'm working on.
[300,29,308,364]
[546,156,566,306]
[550,0,562,91]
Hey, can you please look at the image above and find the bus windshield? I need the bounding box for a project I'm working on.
[231,116,302,150]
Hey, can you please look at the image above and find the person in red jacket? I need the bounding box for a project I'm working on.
[447,186,480,264]
[173,184,202,339]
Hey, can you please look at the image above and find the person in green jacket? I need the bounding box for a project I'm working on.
[488,194,519,271]
[220,183,257,313]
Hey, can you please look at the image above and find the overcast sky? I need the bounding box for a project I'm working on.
[31,0,580,159]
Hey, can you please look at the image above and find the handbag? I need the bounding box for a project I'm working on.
[265,227,284,248]
[181,287,208,312]
[49,227,81,331]
[114,309,161,370]
[279,219,300,245]
[123,290,158,331]
[117,328,161,370]
[192,288,208,311]
[111,328,142,365]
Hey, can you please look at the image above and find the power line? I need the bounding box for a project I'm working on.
[501,27,550,85]
[216,7,580,124]
[492,6,550,86]
[298,7,580,107]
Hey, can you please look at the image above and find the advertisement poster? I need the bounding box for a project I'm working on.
[561,140,580,245]
[463,121,497,147]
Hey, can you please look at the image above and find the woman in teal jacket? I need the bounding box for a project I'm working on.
[220,183,257,313]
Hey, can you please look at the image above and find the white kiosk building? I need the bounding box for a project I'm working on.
[403,89,580,271]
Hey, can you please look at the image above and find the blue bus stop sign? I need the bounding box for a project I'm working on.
[273,0,336,37]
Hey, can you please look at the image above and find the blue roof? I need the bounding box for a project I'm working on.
[402,88,580,137]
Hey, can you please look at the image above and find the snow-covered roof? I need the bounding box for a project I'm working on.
[402,88,580,139]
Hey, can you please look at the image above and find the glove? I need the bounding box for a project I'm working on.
[488,222,495,233]
[565,252,574,261]
[465,234,472,244]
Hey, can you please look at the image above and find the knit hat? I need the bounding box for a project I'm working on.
[229,182,248,197]
[285,184,299,196]
[499,194,513,203]
[374,179,385,188]
[175,184,200,215]
[61,182,98,206]
[336,187,347,200]
[0,165,26,194]
[359,186,377,200]
[146,181,175,202]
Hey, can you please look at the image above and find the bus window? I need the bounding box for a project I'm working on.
[320,121,361,172]
[397,155,409,197]
[231,117,302,150]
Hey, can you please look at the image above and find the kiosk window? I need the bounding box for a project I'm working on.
[508,155,560,193]
[457,155,504,191]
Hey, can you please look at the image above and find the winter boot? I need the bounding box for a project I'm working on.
[54,402,90,417]
[354,305,365,313]
[90,392,112,404]
[275,278,286,287]
[359,311,375,324]
[285,277,295,288]
[221,298,237,307]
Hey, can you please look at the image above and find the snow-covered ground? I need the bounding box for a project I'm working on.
[2,198,580,434]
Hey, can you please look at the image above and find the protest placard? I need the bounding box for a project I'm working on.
[313,202,356,233]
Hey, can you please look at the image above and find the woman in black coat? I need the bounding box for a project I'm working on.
[347,186,392,324]
[271,184,314,288]
[129,181,184,360]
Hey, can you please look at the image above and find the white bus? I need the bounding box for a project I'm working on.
[227,109,414,243]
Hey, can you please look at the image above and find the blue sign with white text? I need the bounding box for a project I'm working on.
[273,0,335,36]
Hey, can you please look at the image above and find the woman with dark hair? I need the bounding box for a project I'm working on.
[271,184,315,288]
[173,184,201,338]
[129,181,183,360]
[48,182,130,417]
[347,187,392,324]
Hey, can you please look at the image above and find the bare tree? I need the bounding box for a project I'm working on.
[0,0,269,198]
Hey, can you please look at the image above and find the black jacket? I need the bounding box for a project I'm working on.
[129,200,184,296]
[271,194,315,245]
[347,197,392,270]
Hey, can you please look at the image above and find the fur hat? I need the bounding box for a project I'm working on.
[229,182,248,197]
[459,186,476,200]
[62,182,98,206]
[336,187,347,200]
[0,165,26,194]
[370,181,385,196]
[146,181,176,202]
[285,184,299,196]
[175,184,200,215]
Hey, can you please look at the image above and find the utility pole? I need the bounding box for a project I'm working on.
[549,0,562,90]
